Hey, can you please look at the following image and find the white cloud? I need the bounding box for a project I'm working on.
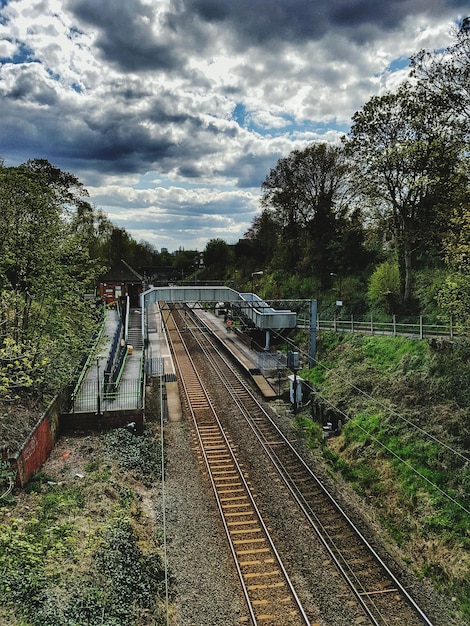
[0,0,465,250]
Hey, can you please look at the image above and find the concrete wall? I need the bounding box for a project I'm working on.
[60,409,144,435]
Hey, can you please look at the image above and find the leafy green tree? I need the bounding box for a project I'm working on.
[262,142,348,229]
[0,161,103,400]
[24,158,90,207]
[367,260,400,314]
[203,238,232,279]
[240,209,280,272]
[172,249,199,279]
[261,142,350,284]
[411,18,470,132]
[95,224,157,272]
[345,81,465,310]
[0,164,62,338]
[436,203,470,333]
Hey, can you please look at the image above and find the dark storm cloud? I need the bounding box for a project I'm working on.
[0,0,466,250]
[6,63,58,105]
[66,0,182,71]
[184,0,468,45]
[66,0,466,76]
[0,92,173,175]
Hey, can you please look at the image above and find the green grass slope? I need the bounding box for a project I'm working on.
[300,333,470,621]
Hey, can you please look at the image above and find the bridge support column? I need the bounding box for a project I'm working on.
[265,329,271,351]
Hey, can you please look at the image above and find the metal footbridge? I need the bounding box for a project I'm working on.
[141,286,297,349]
[60,287,298,430]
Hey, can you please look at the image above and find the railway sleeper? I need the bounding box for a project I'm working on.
[227,519,260,527]
[225,510,255,518]
[248,580,286,591]
[216,481,244,489]
[239,558,275,567]
[233,537,267,545]
[236,548,269,557]
[245,570,281,580]
[220,495,252,505]
[230,526,261,535]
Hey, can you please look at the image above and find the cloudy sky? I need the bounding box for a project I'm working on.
[0,0,467,252]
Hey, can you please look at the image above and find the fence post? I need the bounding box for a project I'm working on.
[393,314,397,337]
[419,315,423,339]
[450,316,453,339]
[309,299,317,367]
[370,314,374,335]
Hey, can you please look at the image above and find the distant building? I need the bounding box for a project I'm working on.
[98,259,143,307]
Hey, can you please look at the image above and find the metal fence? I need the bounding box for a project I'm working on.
[146,356,165,376]
[295,313,455,339]
[258,351,287,373]
[68,378,143,414]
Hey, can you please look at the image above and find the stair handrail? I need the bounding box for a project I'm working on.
[124,295,130,342]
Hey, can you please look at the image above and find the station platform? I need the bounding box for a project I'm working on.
[146,304,278,405]
[191,307,278,399]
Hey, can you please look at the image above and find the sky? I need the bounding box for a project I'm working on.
[0,0,468,253]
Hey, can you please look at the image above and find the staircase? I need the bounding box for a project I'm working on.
[127,309,143,350]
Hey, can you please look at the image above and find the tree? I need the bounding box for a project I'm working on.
[367,260,400,314]
[436,202,470,332]
[260,142,349,283]
[345,81,465,309]
[24,158,89,207]
[203,238,232,279]
[411,18,470,133]
[241,209,280,270]
[173,249,199,278]
[0,161,102,400]
[261,142,348,228]
[0,164,62,338]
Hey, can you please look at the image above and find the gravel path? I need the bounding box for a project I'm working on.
[156,420,247,626]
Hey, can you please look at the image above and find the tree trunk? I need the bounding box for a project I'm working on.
[403,242,413,303]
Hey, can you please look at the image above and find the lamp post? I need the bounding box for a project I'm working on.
[330,272,342,310]
[251,270,263,297]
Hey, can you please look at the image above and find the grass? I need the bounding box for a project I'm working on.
[293,414,323,448]
[0,426,170,626]
[360,335,429,372]
[301,332,470,623]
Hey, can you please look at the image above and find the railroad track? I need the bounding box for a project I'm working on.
[167,304,436,626]
[164,305,312,626]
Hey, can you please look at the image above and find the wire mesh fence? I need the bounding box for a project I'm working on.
[258,351,287,374]
[68,378,143,414]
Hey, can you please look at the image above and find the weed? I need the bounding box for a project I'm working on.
[102,426,163,486]
[294,414,323,448]
[299,332,470,622]
[0,455,171,626]
[24,471,56,494]
[84,459,101,472]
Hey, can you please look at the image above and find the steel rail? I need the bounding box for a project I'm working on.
[184,306,436,626]
[164,307,312,626]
